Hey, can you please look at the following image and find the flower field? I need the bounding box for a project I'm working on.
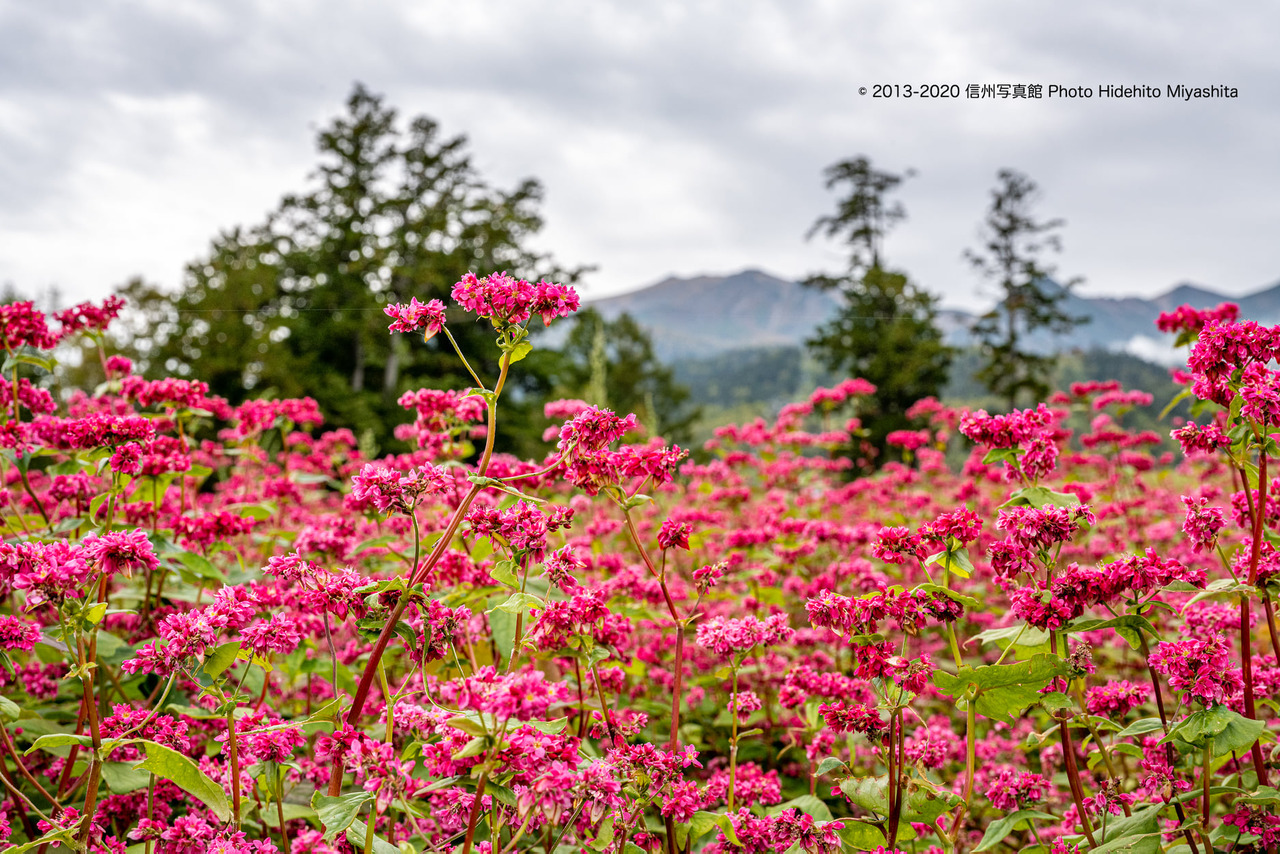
[1,278,1277,854]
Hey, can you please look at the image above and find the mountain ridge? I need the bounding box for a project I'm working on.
[585,269,1280,365]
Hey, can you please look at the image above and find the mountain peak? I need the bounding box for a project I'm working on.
[587,269,841,359]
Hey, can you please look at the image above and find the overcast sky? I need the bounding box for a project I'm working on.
[2,0,1277,311]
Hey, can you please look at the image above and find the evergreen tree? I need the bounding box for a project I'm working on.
[804,156,952,457]
[549,307,698,444]
[967,169,1087,408]
[119,84,582,452]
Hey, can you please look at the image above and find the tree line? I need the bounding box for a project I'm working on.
[36,83,1085,462]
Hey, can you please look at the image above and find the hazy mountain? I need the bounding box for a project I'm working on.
[588,269,842,358]
[584,268,1280,365]
[1017,279,1280,364]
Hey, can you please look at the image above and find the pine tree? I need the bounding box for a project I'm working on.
[967,169,1088,408]
[804,156,952,458]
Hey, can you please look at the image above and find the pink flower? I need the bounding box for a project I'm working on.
[1182,495,1227,552]
[729,690,763,722]
[1085,680,1150,717]
[0,615,42,651]
[996,504,1094,551]
[384,297,447,337]
[54,296,126,335]
[1156,302,1238,336]
[920,508,983,544]
[696,614,794,657]
[82,528,161,579]
[1149,633,1242,706]
[350,462,450,514]
[451,271,580,326]
[819,701,885,738]
[0,301,61,349]
[1171,421,1230,456]
[985,767,1051,810]
[658,519,691,550]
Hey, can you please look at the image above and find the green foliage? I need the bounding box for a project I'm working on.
[134,740,232,822]
[803,156,952,458]
[974,809,1058,851]
[116,84,582,453]
[967,169,1088,408]
[547,307,699,443]
[932,653,1072,722]
[1167,705,1267,757]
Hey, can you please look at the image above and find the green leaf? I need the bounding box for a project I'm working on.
[346,534,398,557]
[489,603,516,668]
[983,447,1025,465]
[769,795,833,821]
[975,809,1058,851]
[1209,709,1265,757]
[130,473,176,507]
[312,791,374,842]
[839,775,888,816]
[174,550,222,583]
[1092,803,1165,854]
[25,733,94,755]
[134,740,231,822]
[226,501,276,521]
[261,803,317,829]
[814,756,847,777]
[490,559,518,587]
[972,624,1051,655]
[838,820,887,851]
[492,592,543,614]
[88,491,112,521]
[345,818,401,854]
[590,814,616,850]
[0,694,19,722]
[1186,578,1257,608]
[444,712,493,737]
[101,761,152,794]
[523,717,569,734]
[2,826,78,854]
[681,812,741,848]
[1167,706,1234,745]
[1,348,57,373]
[1067,614,1159,650]
[933,654,1071,722]
[1116,717,1166,739]
[1039,692,1073,712]
[1160,386,1194,421]
[508,341,534,363]
[452,736,488,760]
[999,486,1080,510]
[903,782,962,826]
[1163,704,1268,756]
[486,782,517,808]
[83,601,109,626]
[1242,786,1280,805]
[202,640,242,680]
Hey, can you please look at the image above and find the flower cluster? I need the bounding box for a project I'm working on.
[451,271,580,325]
[1148,634,1243,706]
[385,297,447,336]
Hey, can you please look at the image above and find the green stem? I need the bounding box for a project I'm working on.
[226,707,242,828]
[442,326,486,391]
[728,666,739,812]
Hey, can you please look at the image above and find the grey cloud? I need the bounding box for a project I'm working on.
[1,0,1277,306]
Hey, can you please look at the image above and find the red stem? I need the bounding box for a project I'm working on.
[1242,451,1271,785]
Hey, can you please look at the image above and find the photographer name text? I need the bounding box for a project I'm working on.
[860,83,1239,100]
